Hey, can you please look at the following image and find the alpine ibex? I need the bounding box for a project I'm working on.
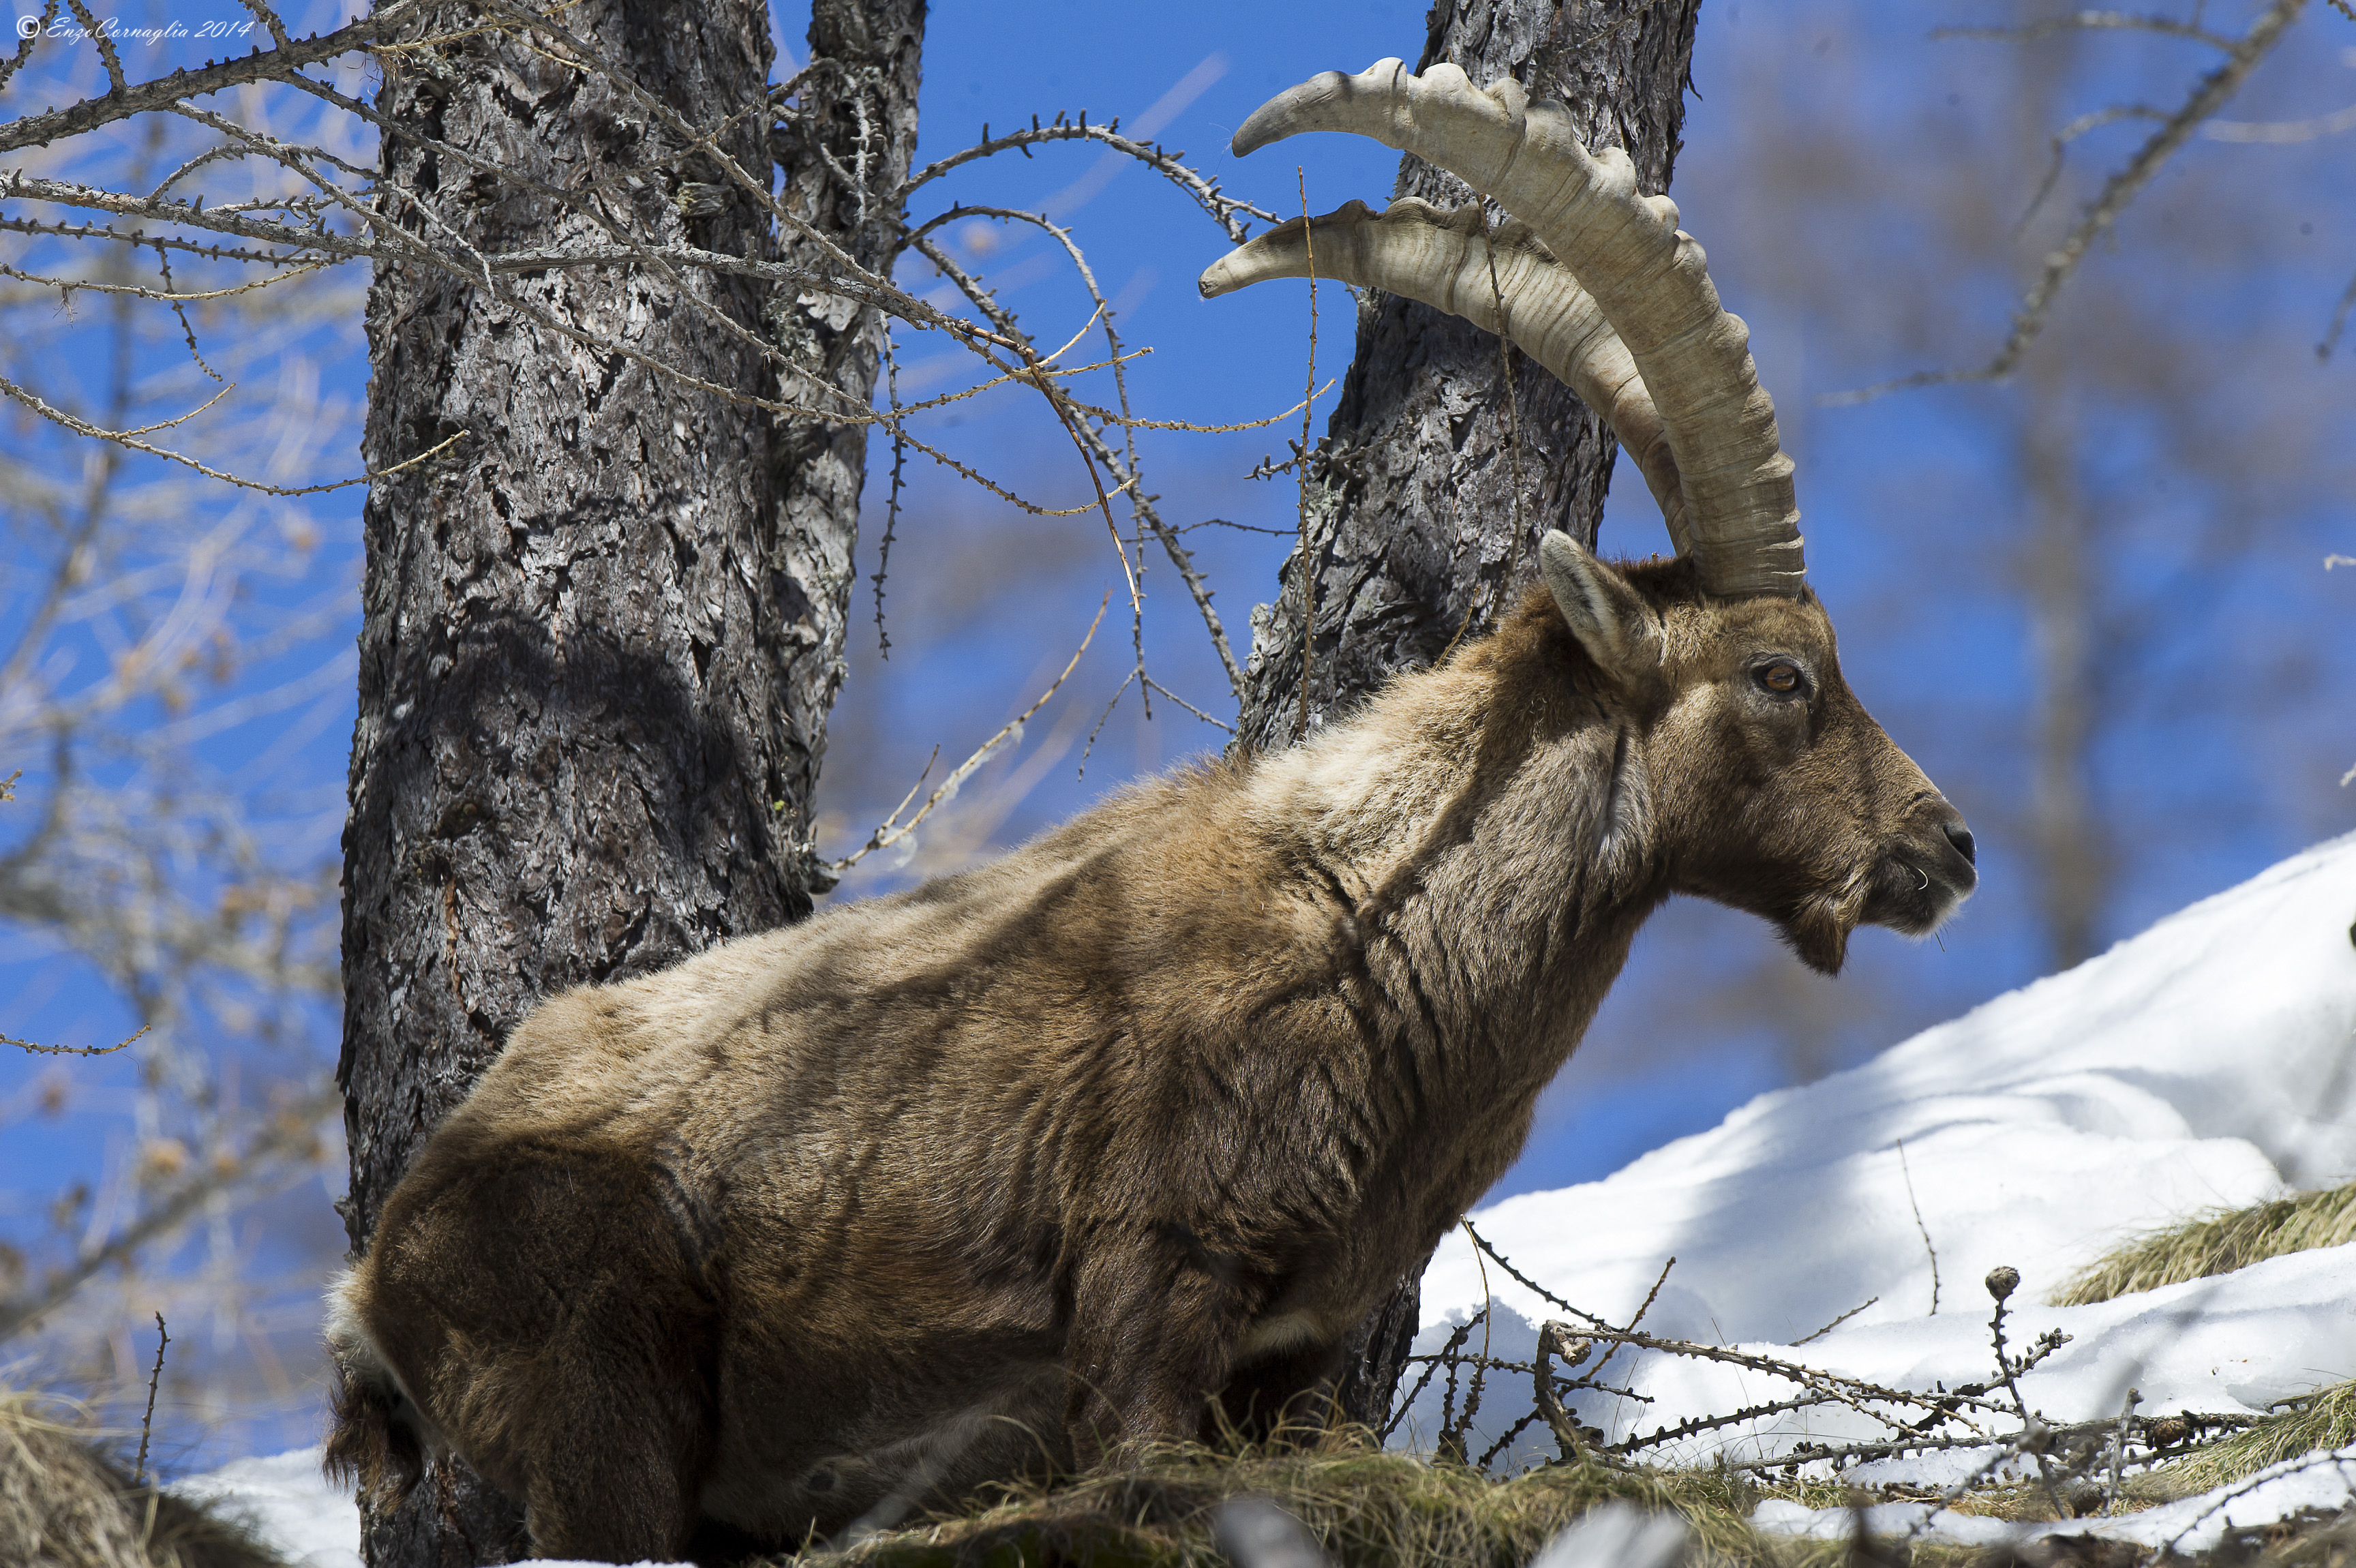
[326,58,1977,1562]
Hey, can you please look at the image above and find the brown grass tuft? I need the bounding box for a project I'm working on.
[2051,1181,2356,1307]
[0,1387,286,1568]
[2164,1382,2356,1492]
[783,1430,1852,1568]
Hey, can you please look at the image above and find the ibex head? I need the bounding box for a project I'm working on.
[1202,59,1975,971]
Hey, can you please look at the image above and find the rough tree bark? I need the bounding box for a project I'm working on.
[1224,0,1705,1426]
[336,1,922,1563]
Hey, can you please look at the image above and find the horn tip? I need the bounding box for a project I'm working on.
[1198,253,1248,298]
[1233,59,1407,155]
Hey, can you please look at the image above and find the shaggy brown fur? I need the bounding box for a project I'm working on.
[327,549,1975,1563]
[0,1390,286,1568]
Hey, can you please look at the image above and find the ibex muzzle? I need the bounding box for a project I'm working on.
[326,57,1974,1563]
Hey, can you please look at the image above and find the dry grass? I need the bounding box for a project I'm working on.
[2164,1382,2356,1492]
[2052,1181,2356,1306]
[0,1387,284,1568]
[790,1433,1852,1568]
[783,1417,2356,1568]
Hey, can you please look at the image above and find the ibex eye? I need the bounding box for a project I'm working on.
[1759,662,1802,695]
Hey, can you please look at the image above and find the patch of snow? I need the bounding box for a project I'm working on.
[171,1448,362,1568]
[170,1447,689,1568]
[1528,1499,1689,1568]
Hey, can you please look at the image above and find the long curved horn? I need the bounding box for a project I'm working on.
[1226,59,1804,598]
[1198,198,1689,552]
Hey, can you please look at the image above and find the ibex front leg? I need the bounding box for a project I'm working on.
[1061,1220,1258,1466]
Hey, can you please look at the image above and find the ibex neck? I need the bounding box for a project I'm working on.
[1244,599,1666,1061]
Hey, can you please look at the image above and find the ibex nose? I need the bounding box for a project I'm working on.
[1941,819,1976,867]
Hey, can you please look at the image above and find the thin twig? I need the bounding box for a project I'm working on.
[1794,1295,1880,1346]
[0,1,427,155]
[2319,266,2356,362]
[896,117,1280,242]
[132,1312,168,1486]
[1139,678,1235,733]
[0,374,465,496]
[906,217,1246,693]
[1076,669,1137,780]
[1898,1137,1941,1314]
[874,323,905,658]
[3,1024,150,1057]
[1931,12,2237,50]
[1458,1220,1617,1329]
[829,594,1111,874]
[1295,168,1318,743]
[1834,0,2304,404]
[2018,104,2165,232]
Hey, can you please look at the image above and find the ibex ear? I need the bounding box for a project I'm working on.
[1540,530,1659,683]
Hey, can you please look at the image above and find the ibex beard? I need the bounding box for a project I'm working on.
[324,56,1977,1565]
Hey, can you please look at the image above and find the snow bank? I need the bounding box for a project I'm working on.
[1404,828,2356,1483]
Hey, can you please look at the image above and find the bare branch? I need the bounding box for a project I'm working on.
[0,256,331,303]
[1295,168,1319,742]
[898,118,1280,243]
[1834,0,2306,404]
[0,3,62,96]
[2201,99,2356,142]
[2019,103,2165,230]
[830,594,1111,874]
[2324,267,2356,361]
[131,1312,167,1485]
[61,0,130,94]
[1139,678,1235,734]
[0,1085,338,1343]
[1792,1295,1881,1346]
[909,207,1248,693]
[3,1024,150,1057]
[0,374,465,495]
[0,1,425,155]
[1931,11,2239,50]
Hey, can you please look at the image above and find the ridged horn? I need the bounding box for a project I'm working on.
[1198,198,1689,552]
[1227,59,1804,597]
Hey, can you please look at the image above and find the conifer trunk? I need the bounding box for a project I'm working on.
[337,2,923,1560]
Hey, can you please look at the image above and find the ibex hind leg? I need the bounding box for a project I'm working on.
[1208,1338,1350,1450]
[393,1147,723,1564]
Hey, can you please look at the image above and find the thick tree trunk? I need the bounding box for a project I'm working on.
[1227,0,1704,1423]
[337,2,922,1562]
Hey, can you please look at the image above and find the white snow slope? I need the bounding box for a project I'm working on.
[187,832,2356,1563]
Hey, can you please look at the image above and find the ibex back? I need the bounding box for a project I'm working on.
[326,58,1977,1562]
